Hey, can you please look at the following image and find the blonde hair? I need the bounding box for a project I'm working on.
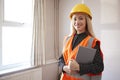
[70,14,95,38]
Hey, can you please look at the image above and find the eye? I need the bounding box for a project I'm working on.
[78,17,83,20]
[73,17,77,21]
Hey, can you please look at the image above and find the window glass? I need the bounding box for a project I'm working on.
[0,0,34,72]
[4,0,33,23]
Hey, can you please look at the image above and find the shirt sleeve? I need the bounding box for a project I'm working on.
[79,41,104,75]
[58,55,65,72]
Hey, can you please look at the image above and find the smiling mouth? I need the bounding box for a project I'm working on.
[76,26,81,28]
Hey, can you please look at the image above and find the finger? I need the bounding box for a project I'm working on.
[70,59,74,61]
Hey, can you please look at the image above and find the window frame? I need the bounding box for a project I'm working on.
[0,0,38,76]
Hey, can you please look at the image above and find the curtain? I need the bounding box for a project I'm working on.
[33,0,46,66]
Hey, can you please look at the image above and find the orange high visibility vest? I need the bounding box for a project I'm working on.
[60,34,102,80]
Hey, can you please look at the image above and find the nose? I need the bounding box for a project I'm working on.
[75,20,80,26]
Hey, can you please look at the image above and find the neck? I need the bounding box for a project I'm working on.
[77,31,86,34]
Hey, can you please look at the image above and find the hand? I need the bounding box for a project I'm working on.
[63,65,77,74]
[68,59,80,71]
[63,65,71,73]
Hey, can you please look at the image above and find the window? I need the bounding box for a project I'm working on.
[0,0,34,74]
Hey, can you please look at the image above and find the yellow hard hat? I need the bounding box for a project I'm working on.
[70,4,92,19]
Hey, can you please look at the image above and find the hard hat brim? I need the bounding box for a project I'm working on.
[70,12,92,20]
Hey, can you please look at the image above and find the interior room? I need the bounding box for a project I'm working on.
[0,0,120,80]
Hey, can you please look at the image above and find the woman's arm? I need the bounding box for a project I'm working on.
[79,41,104,75]
[58,55,65,72]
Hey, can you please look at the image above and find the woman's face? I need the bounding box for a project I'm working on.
[72,13,86,34]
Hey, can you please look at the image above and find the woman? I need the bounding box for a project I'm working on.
[58,4,104,80]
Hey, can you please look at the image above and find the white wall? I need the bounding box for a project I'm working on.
[0,68,42,80]
[59,0,120,80]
